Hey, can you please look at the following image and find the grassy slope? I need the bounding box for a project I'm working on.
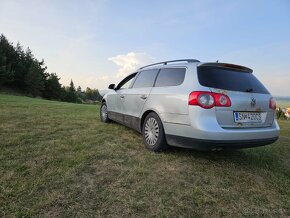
[0,94,289,217]
[277,100,290,109]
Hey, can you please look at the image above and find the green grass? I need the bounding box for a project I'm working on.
[0,94,289,217]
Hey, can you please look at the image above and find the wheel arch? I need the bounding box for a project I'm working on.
[140,109,168,151]
[140,109,163,132]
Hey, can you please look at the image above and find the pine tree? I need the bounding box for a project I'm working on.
[77,85,81,93]
[85,87,92,100]
[25,62,44,96]
[43,73,62,100]
[12,42,26,90]
[76,85,85,103]
[66,80,77,102]
[0,34,15,87]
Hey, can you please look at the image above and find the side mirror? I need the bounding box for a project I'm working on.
[108,84,115,89]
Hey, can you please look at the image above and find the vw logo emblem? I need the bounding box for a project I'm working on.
[250,98,256,107]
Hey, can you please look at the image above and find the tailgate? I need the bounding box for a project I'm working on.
[197,63,275,128]
[213,89,274,128]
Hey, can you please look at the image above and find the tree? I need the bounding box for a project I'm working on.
[65,80,77,102]
[91,89,102,101]
[43,73,62,100]
[76,85,85,103]
[84,87,102,102]
[24,62,44,96]
[12,42,26,90]
[69,80,76,92]
[60,86,68,101]
[85,87,92,100]
[77,85,81,93]
[0,34,15,87]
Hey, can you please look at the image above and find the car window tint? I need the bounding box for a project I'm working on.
[155,68,186,87]
[133,69,158,88]
[197,66,269,94]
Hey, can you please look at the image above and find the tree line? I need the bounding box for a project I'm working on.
[0,34,102,103]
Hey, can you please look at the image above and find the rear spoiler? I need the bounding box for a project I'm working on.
[198,62,253,73]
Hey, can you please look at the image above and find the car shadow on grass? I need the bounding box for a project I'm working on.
[112,122,289,176]
[166,143,289,176]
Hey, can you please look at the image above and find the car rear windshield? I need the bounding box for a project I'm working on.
[197,66,269,94]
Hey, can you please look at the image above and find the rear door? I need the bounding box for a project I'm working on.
[121,69,159,128]
[197,64,274,128]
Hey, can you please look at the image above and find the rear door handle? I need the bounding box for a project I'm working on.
[120,95,125,99]
[140,95,147,100]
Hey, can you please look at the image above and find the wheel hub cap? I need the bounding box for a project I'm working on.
[144,117,159,146]
[101,105,107,120]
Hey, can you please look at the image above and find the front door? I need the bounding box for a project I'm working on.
[121,69,159,130]
[112,73,137,123]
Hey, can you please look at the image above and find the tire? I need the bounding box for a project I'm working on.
[100,102,111,123]
[142,112,168,152]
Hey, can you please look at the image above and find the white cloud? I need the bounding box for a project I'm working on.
[108,52,153,78]
[95,52,154,90]
[100,75,109,82]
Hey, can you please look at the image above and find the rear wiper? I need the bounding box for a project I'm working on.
[245,88,253,92]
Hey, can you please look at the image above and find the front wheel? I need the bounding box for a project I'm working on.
[142,112,168,152]
[100,102,111,123]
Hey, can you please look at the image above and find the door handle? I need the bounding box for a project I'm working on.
[140,95,147,100]
[120,95,125,99]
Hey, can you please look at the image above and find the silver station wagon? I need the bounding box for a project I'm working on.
[100,59,279,151]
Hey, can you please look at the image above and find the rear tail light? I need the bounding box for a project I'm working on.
[269,97,276,110]
[189,91,231,109]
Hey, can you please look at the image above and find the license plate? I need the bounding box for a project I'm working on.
[234,112,264,123]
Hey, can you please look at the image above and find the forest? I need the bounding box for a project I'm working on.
[0,34,102,103]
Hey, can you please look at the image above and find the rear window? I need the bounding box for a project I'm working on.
[133,69,158,88]
[155,68,186,87]
[197,66,269,94]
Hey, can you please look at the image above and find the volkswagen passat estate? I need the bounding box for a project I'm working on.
[100,59,279,151]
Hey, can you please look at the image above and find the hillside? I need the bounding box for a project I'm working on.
[0,94,289,217]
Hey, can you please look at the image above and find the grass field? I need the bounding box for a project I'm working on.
[0,94,289,217]
[277,100,290,109]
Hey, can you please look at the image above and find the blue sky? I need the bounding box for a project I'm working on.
[0,0,289,95]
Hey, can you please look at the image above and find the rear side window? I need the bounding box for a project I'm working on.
[197,66,269,94]
[155,68,186,87]
[133,69,158,88]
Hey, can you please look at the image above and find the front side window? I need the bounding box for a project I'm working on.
[132,69,159,88]
[119,76,135,89]
[116,73,136,90]
[155,68,186,87]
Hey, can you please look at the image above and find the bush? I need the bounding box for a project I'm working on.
[76,97,83,104]
[276,108,286,120]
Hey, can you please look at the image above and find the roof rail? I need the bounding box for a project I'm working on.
[139,59,200,70]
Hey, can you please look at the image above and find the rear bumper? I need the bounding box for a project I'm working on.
[166,134,279,151]
[163,118,280,141]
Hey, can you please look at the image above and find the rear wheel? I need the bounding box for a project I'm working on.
[100,102,111,123]
[142,112,168,152]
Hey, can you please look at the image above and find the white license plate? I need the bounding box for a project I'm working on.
[234,112,264,123]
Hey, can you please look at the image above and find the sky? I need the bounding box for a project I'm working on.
[0,0,289,96]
